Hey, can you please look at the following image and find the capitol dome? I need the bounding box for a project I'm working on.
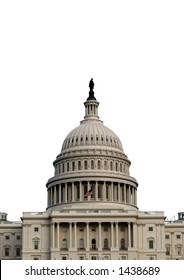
[46,79,138,211]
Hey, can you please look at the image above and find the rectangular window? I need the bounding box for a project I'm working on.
[91,227,96,232]
[72,162,75,171]
[165,235,169,239]
[16,247,21,257]
[34,227,39,232]
[149,227,153,231]
[5,248,10,256]
[104,225,108,232]
[149,240,154,249]
[34,241,39,250]
[17,235,21,240]
[5,235,10,240]
[79,227,84,232]
[67,162,69,172]
[176,234,181,239]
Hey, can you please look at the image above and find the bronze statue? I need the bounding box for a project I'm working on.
[87,78,96,100]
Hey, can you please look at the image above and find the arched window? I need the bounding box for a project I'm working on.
[92,239,96,249]
[104,238,109,249]
[62,239,67,249]
[98,160,101,170]
[79,238,84,249]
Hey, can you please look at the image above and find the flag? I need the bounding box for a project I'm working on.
[84,189,93,198]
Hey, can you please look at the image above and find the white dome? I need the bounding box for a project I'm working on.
[61,119,124,153]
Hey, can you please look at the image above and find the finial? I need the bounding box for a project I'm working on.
[87,78,96,100]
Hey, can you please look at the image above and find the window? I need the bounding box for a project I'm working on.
[17,235,21,240]
[34,227,39,232]
[176,235,181,239]
[16,247,21,257]
[165,235,169,239]
[34,241,39,250]
[104,161,107,170]
[62,163,65,173]
[97,160,101,170]
[62,256,67,260]
[104,239,109,249]
[62,239,67,249]
[5,247,10,256]
[67,162,69,172]
[166,246,170,255]
[79,239,84,249]
[149,227,153,231]
[104,225,108,232]
[149,240,154,249]
[91,227,96,232]
[121,238,125,249]
[5,235,10,240]
[92,239,96,249]
[79,227,84,232]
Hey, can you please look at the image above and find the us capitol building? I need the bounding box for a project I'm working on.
[1,80,184,260]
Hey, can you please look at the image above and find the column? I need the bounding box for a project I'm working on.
[98,223,102,250]
[133,223,137,249]
[111,182,114,201]
[79,182,83,201]
[116,222,119,249]
[64,183,67,203]
[118,183,121,202]
[72,182,75,202]
[124,184,126,203]
[50,187,53,205]
[128,185,131,204]
[128,222,131,248]
[135,188,137,206]
[95,181,98,201]
[86,223,89,251]
[74,223,77,249]
[103,182,106,201]
[59,184,61,203]
[69,223,72,249]
[111,222,114,249]
[54,186,57,205]
[57,223,60,249]
[52,223,55,249]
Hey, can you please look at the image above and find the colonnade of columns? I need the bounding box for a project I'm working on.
[51,222,137,251]
[47,181,137,208]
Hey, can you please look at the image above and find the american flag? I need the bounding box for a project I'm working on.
[84,189,93,197]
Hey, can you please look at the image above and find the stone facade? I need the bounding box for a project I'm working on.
[0,81,184,260]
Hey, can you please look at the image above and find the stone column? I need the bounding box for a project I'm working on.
[124,184,126,203]
[95,181,98,201]
[79,182,83,201]
[72,182,75,202]
[69,223,72,249]
[57,223,60,249]
[128,185,131,204]
[54,186,57,205]
[133,223,137,249]
[118,183,121,202]
[64,183,67,203]
[111,182,114,201]
[59,184,61,204]
[128,222,131,248]
[103,182,106,201]
[50,187,53,205]
[98,223,102,250]
[111,222,114,249]
[52,223,55,249]
[86,223,89,251]
[74,223,77,249]
[116,222,119,249]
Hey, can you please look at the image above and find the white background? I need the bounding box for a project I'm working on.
[0,1,184,222]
